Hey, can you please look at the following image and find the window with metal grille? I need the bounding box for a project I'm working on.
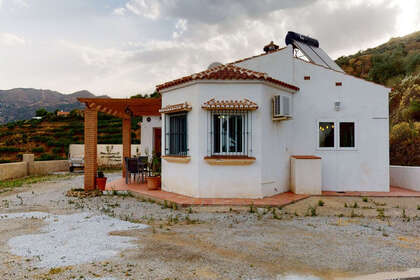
[207,110,252,157]
[165,113,188,156]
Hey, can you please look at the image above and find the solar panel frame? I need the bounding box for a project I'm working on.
[293,41,329,67]
[310,46,344,72]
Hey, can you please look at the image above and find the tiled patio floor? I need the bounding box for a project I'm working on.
[106,178,420,207]
[106,178,309,207]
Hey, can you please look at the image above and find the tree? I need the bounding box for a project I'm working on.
[35,108,49,117]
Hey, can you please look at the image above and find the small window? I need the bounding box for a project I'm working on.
[207,111,252,157]
[165,113,188,156]
[319,122,335,148]
[213,113,244,154]
[340,122,355,148]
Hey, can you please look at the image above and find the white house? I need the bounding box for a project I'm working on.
[152,32,390,198]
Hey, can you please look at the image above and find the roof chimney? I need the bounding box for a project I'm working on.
[263,41,279,53]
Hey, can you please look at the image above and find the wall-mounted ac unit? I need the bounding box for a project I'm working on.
[272,95,292,121]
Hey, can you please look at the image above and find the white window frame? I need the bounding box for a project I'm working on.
[212,112,246,156]
[316,119,336,150]
[338,120,357,150]
[316,120,358,150]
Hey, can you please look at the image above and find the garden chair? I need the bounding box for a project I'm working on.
[125,157,140,184]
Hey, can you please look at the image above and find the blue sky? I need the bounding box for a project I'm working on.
[0,0,419,97]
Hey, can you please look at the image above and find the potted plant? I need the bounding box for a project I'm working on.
[96,170,107,191]
[146,151,161,190]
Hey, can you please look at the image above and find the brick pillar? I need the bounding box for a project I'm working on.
[122,117,131,177]
[84,108,97,191]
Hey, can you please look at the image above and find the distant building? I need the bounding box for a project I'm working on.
[57,110,70,117]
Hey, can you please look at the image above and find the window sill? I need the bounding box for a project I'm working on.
[204,156,256,166]
[162,155,191,163]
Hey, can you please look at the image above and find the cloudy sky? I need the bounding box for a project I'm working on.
[0,0,419,98]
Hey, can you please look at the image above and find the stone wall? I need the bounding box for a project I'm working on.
[0,154,69,181]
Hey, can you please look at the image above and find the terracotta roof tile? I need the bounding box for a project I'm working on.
[159,102,192,114]
[156,64,299,92]
[202,98,258,111]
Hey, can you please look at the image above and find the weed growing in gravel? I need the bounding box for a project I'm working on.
[401,209,410,222]
[362,197,368,202]
[417,205,420,210]
[337,213,344,218]
[0,174,73,190]
[351,202,359,208]
[350,210,363,218]
[306,206,317,217]
[248,204,256,213]
[344,202,348,208]
[318,200,325,207]
[372,200,386,206]
[376,208,386,220]
[272,208,281,220]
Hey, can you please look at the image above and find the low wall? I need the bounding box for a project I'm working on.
[0,162,28,181]
[0,154,69,181]
[69,144,141,167]
[390,165,420,191]
[30,160,69,176]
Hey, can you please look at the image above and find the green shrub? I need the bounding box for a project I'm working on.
[31,147,45,153]
[0,146,21,153]
[52,147,63,154]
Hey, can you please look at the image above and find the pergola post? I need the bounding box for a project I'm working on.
[84,107,98,191]
[122,117,131,178]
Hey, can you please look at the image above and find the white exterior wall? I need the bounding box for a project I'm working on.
[161,85,200,197]
[160,44,390,197]
[69,144,141,166]
[289,59,389,191]
[140,115,161,156]
[390,165,420,191]
[196,83,265,198]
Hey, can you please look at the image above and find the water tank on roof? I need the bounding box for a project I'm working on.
[285,31,319,48]
[207,62,223,69]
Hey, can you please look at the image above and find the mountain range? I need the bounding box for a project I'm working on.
[0,89,108,123]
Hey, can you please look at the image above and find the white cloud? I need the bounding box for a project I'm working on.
[125,0,160,19]
[113,7,126,16]
[0,32,25,46]
[172,18,187,38]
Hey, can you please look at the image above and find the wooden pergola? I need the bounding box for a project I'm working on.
[78,98,161,191]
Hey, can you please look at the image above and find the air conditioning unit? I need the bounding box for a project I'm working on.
[272,95,292,120]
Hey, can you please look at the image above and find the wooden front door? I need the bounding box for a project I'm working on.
[153,128,162,156]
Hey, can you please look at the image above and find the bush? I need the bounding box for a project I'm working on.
[52,147,63,154]
[0,146,21,153]
[390,122,417,142]
[31,147,45,153]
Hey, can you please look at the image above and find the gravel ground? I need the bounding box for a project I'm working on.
[0,172,419,280]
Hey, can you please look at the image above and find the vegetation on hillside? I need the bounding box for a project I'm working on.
[0,109,141,163]
[336,31,420,166]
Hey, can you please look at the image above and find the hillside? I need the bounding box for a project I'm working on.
[0,111,141,163]
[336,30,420,166]
[0,88,109,123]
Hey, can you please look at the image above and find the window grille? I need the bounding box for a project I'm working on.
[206,110,252,157]
[165,113,188,156]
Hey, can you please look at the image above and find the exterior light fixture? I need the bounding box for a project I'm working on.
[334,101,341,111]
[125,106,133,117]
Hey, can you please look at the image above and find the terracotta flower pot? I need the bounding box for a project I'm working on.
[147,176,161,190]
[96,177,107,191]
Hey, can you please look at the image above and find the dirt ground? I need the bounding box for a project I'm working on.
[0,173,419,280]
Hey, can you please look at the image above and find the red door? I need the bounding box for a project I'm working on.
[153,128,162,156]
